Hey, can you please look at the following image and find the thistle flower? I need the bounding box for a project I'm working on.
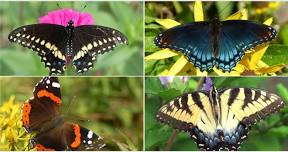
[39,8,94,26]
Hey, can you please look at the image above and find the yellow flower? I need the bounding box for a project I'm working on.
[145,1,283,76]
[0,96,32,150]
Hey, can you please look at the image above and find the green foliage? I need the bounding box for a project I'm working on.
[0,77,143,150]
[145,2,288,75]
[145,77,288,150]
[0,1,143,76]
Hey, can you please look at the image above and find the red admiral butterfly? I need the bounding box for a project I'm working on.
[21,77,105,150]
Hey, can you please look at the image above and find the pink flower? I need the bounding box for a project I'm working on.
[39,8,94,27]
[201,77,213,91]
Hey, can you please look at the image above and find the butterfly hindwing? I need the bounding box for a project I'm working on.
[155,22,214,71]
[65,123,105,151]
[8,24,67,74]
[216,20,277,71]
[72,25,128,73]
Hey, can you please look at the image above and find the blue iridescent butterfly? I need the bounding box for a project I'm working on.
[154,19,277,72]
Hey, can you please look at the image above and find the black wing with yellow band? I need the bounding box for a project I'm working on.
[156,87,284,150]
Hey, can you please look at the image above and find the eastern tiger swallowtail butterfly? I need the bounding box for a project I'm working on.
[8,20,128,75]
[156,79,284,150]
[154,19,277,72]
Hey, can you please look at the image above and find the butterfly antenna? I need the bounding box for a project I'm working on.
[80,4,87,13]
[217,2,234,20]
[56,3,62,9]
[63,95,78,116]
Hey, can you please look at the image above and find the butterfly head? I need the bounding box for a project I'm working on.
[68,20,74,27]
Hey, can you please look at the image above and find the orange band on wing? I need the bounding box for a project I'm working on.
[71,124,81,148]
[22,102,31,126]
[37,90,61,104]
[35,144,54,151]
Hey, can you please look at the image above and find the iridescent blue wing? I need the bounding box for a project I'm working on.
[154,22,214,71]
[216,20,277,72]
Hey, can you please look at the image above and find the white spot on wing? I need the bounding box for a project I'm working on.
[52,82,60,88]
[87,130,93,139]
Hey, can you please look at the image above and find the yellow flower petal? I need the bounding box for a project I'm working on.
[155,19,181,29]
[249,45,269,69]
[213,67,241,76]
[168,55,189,75]
[255,64,285,74]
[194,1,204,21]
[159,69,169,76]
[226,9,248,20]
[145,49,179,60]
[263,17,273,26]
[196,69,207,76]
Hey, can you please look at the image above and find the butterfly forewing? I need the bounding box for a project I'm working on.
[22,77,61,132]
[156,92,215,132]
[72,25,128,73]
[8,24,67,74]
[155,22,214,71]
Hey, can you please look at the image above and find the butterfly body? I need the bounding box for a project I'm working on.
[156,85,284,150]
[155,20,277,72]
[9,20,128,74]
[22,77,105,150]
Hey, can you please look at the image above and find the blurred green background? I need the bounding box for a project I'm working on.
[0,77,143,150]
[145,77,288,150]
[0,1,143,76]
[145,1,288,75]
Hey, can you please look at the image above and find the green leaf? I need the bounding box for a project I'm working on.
[262,44,288,65]
[145,77,164,95]
[277,84,288,102]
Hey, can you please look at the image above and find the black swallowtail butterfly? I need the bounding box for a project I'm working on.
[8,20,128,75]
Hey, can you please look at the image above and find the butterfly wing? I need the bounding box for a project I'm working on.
[8,24,67,74]
[65,123,105,151]
[72,25,128,73]
[216,88,284,150]
[30,123,67,151]
[154,22,214,71]
[156,92,219,150]
[219,88,284,126]
[216,20,277,72]
[22,77,62,132]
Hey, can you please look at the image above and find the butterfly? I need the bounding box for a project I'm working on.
[154,19,277,72]
[156,78,284,150]
[22,77,105,150]
[9,20,128,75]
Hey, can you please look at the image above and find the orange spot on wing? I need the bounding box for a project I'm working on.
[22,102,31,126]
[70,124,81,148]
[35,144,54,151]
[37,90,61,104]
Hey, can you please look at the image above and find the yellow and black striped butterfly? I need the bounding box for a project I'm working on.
[156,83,284,150]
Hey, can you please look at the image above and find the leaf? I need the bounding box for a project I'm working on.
[145,77,164,95]
[262,44,288,65]
[145,49,179,60]
[277,84,288,102]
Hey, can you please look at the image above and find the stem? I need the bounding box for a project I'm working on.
[163,77,206,150]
